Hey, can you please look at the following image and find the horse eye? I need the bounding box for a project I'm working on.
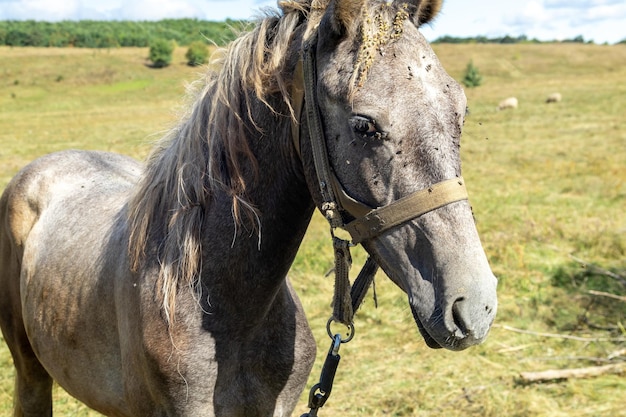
[349,115,385,139]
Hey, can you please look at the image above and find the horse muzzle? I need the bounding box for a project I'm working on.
[409,278,498,351]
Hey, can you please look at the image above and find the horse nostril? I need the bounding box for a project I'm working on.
[451,297,469,336]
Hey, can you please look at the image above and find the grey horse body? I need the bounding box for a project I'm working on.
[2,144,315,416]
[0,1,497,416]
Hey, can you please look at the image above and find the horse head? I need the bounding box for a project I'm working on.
[297,0,497,351]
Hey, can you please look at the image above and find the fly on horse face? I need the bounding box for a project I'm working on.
[0,0,497,415]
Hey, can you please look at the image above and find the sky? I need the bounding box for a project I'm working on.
[0,0,624,44]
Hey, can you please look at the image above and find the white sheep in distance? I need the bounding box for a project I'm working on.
[498,97,518,111]
[546,92,562,103]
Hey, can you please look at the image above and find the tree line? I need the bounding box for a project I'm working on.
[1,20,623,48]
[433,34,624,45]
[0,19,246,48]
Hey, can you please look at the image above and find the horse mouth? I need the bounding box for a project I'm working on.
[409,303,478,350]
[410,301,495,351]
[411,308,443,349]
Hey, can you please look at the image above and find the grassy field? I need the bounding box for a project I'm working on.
[0,41,625,416]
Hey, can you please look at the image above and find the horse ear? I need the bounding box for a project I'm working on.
[394,0,443,26]
[324,0,363,37]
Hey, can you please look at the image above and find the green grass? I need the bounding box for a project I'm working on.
[0,43,625,416]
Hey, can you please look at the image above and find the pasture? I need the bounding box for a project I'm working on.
[0,41,624,416]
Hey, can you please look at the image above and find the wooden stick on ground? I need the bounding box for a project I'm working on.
[569,255,626,286]
[518,363,626,384]
[495,324,626,343]
[588,290,626,302]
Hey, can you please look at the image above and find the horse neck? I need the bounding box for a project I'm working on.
[198,96,315,330]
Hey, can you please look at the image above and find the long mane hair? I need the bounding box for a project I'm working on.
[126,0,416,323]
[127,1,320,323]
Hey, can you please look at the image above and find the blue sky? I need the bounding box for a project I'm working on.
[1,0,624,44]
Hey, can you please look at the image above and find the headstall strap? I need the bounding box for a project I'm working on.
[301,32,364,329]
[301,32,344,230]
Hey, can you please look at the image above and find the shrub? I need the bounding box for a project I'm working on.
[462,60,483,88]
[185,41,209,66]
[149,38,175,68]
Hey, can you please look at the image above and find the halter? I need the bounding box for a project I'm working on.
[292,30,469,324]
[293,30,469,417]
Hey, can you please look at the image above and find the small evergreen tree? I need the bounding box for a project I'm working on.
[149,38,175,68]
[185,41,209,66]
[462,60,483,88]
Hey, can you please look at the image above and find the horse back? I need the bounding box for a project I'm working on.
[0,150,140,270]
[2,149,138,233]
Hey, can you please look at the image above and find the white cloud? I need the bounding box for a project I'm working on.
[499,0,626,41]
[114,0,202,21]
[544,0,624,8]
[523,1,549,21]
[578,3,626,23]
[0,0,78,20]
[0,0,278,21]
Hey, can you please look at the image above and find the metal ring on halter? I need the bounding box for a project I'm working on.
[326,318,355,343]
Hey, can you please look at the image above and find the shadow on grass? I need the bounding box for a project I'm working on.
[550,262,626,336]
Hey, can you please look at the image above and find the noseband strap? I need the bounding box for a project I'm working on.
[343,178,468,243]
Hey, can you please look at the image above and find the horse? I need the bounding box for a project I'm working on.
[0,0,497,415]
